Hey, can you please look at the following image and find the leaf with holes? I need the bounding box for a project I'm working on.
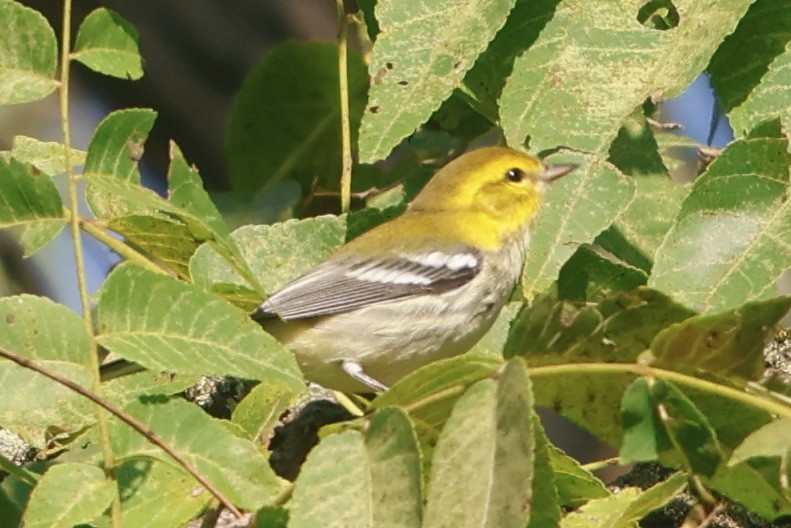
[358,0,518,162]
[500,0,753,153]
[83,108,157,218]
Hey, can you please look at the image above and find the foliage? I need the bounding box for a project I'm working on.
[0,0,790,526]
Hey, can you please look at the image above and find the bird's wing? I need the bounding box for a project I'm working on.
[251,247,482,321]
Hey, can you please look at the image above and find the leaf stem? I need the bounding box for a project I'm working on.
[337,0,353,214]
[58,1,122,525]
[0,346,243,518]
[77,215,172,276]
[528,363,791,418]
[580,457,621,472]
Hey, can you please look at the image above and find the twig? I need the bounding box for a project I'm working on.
[580,457,621,472]
[0,346,243,518]
[336,0,353,214]
[58,1,122,525]
[529,363,791,418]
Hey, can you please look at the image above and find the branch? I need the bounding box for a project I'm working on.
[0,346,243,518]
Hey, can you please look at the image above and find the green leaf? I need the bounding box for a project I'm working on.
[11,136,86,176]
[111,398,289,511]
[528,417,563,528]
[651,296,791,381]
[508,288,694,364]
[83,108,157,218]
[0,0,58,105]
[211,181,301,230]
[711,457,791,520]
[358,0,517,162]
[95,262,304,387]
[0,157,64,256]
[0,360,93,448]
[520,152,635,300]
[559,487,641,528]
[729,417,791,466]
[729,42,789,141]
[461,0,558,121]
[620,378,671,464]
[506,288,693,446]
[90,144,241,279]
[598,113,688,272]
[708,0,791,116]
[288,431,372,528]
[649,123,791,312]
[289,409,425,528]
[622,379,723,477]
[167,142,232,245]
[423,358,535,528]
[533,367,633,448]
[547,441,610,509]
[102,370,198,410]
[617,472,688,526]
[232,379,304,441]
[557,246,647,302]
[114,459,211,528]
[500,0,753,153]
[0,294,92,364]
[226,41,368,193]
[365,407,423,528]
[678,386,773,451]
[469,301,521,358]
[371,351,503,435]
[22,463,115,528]
[72,8,143,80]
[0,295,96,445]
[190,216,346,296]
[107,215,198,279]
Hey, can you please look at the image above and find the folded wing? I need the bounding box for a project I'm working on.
[251,248,482,321]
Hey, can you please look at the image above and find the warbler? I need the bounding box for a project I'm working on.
[252,147,575,392]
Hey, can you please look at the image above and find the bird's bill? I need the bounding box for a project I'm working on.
[537,163,578,182]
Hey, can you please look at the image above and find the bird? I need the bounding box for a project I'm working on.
[251,146,576,392]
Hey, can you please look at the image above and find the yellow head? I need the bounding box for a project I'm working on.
[409,146,576,234]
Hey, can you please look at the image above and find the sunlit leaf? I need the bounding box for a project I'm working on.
[650,122,791,312]
[22,463,115,528]
[358,0,517,162]
[0,0,58,105]
[111,398,289,511]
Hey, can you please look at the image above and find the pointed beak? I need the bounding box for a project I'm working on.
[537,163,578,182]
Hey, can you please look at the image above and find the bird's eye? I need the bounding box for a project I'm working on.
[505,168,524,183]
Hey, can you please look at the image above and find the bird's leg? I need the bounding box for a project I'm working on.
[340,360,389,392]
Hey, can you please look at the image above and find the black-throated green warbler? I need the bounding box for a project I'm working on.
[252,147,576,392]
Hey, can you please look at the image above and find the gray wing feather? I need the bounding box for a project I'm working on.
[251,249,481,321]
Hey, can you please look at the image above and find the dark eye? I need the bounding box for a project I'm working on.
[505,167,524,182]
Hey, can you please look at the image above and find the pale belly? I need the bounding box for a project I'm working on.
[263,274,514,392]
